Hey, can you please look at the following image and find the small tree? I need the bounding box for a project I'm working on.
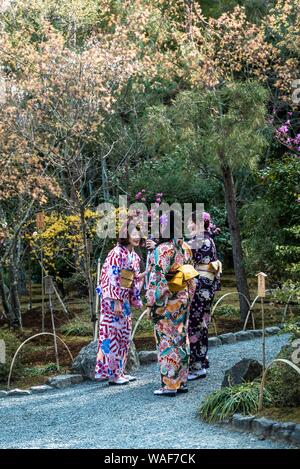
[142,81,268,319]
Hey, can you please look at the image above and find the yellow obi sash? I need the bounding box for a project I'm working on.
[167,264,199,293]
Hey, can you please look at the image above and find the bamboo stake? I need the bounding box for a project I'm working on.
[49,290,60,371]
[93,259,101,341]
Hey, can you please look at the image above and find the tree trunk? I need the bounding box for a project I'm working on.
[79,206,95,326]
[220,159,250,320]
[8,239,22,327]
[0,266,11,320]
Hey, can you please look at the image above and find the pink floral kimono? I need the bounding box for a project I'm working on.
[95,244,142,380]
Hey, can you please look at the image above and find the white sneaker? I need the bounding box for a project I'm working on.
[187,373,200,381]
[195,368,207,378]
[124,374,137,382]
[153,388,177,397]
[108,376,129,385]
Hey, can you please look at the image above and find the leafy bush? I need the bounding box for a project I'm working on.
[64,272,88,297]
[60,316,93,337]
[199,381,272,423]
[265,343,300,407]
[23,363,58,376]
[281,321,300,339]
[213,304,240,318]
[0,328,22,384]
[271,281,300,304]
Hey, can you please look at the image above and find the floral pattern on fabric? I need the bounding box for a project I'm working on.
[146,239,196,390]
[97,244,143,309]
[95,244,142,380]
[95,298,132,379]
[188,231,221,370]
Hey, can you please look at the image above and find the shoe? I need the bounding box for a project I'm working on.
[123,374,137,382]
[153,388,177,397]
[187,372,200,381]
[177,384,188,394]
[108,376,129,385]
[195,368,207,379]
[95,375,108,382]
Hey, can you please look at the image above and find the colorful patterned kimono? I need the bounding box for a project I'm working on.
[146,239,196,390]
[188,231,221,371]
[95,244,142,379]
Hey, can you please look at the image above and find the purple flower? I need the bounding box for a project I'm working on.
[160,214,168,226]
[277,125,289,134]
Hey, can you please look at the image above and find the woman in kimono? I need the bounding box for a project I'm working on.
[95,220,143,385]
[187,211,221,381]
[145,212,197,396]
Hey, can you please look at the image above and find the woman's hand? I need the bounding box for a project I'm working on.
[114,300,123,313]
[146,239,156,250]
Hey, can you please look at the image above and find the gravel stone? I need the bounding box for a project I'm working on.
[30,385,53,394]
[247,329,263,337]
[0,333,292,449]
[265,326,281,336]
[7,389,31,397]
[218,333,236,345]
[208,337,222,347]
[235,331,254,342]
[232,414,254,432]
[138,350,157,364]
[47,374,83,389]
[290,424,300,447]
[252,418,275,438]
[271,422,296,443]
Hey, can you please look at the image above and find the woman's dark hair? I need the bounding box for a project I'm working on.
[156,210,182,246]
[117,215,140,246]
[191,211,210,230]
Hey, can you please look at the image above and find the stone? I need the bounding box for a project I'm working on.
[248,329,263,337]
[264,326,281,336]
[222,358,263,387]
[47,374,83,389]
[252,417,274,438]
[235,331,254,342]
[30,385,53,394]
[7,388,31,396]
[138,350,157,364]
[0,390,8,398]
[271,422,295,443]
[218,333,236,345]
[290,424,300,447]
[125,342,140,372]
[232,414,255,432]
[208,337,222,347]
[71,339,98,380]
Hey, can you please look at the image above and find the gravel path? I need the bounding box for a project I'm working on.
[0,334,292,449]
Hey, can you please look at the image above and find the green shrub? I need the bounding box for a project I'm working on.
[0,328,22,384]
[213,304,240,318]
[64,272,88,297]
[271,281,300,305]
[199,381,272,423]
[60,316,93,337]
[23,363,59,376]
[281,321,300,339]
[265,343,300,407]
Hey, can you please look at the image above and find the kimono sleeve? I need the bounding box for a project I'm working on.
[97,247,124,301]
[145,244,174,307]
